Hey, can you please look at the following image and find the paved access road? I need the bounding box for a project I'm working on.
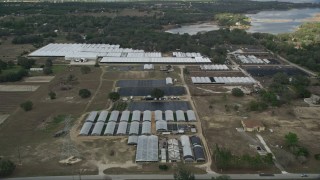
[4,173,320,180]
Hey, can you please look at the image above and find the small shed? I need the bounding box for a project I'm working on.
[166,77,173,85]
[241,120,265,132]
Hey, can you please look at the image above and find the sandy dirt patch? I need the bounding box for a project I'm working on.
[0,114,10,125]
[24,76,55,83]
[0,85,39,92]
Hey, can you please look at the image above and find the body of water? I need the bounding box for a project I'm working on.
[247,8,320,34]
[165,23,219,35]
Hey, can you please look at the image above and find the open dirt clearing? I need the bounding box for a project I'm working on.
[0,85,40,92]
[0,92,33,113]
[24,76,55,83]
[0,114,10,125]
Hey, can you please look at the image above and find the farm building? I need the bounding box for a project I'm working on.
[144,64,154,70]
[190,136,201,146]
[165,110,174,121]
[120,111,130,122]
[104,122,116,135]
[129,121,140,135]
[180,135,191,147]
[154,110,163,121]
[176,110,186,121]
[191,76,256,84]
[182,146,194,162]
[97,111,108,122]
[109,111,120,122]
[156,120,168,132]
[132,110,141,121]
[167,139,181,162]
[200,64,229,71]
[116,122,128,135]
[193,145,205,162]
[166,77,173,85]
[241,120,265,132]
[91,122,105,136]
[135,135,159,162]
[100,57,211,64]
[141,121,151,135]
[143,110,151,122]
[128,135,138,145]
[79,122,93,136]
[172,52,201,58]
[187,110,196,121]
[160,148,167,163]
[85,111,98,122]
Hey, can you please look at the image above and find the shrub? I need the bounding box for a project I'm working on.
[108,92,120,102]
[231,88,244,97]
[151,88,164,99]
[314,154,320,160]
[48,91,56,100]
[0,159,15,177]
[248,101,268,111]
[159,164,169,170]
[20,100,33,111]
[79,89,91,98]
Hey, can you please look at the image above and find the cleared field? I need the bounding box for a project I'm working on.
[24,76,55,83]
[0,85,40,92]
[0,92,33,113]
[0,114,10,125]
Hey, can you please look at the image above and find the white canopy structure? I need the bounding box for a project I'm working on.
[135,135,159,162]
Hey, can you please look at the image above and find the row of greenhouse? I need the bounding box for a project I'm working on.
[82,110,196,123]
[132,135,205,163]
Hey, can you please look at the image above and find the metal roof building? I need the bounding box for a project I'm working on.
[129,121,140,135]
[156,120,168,132]
[79,122,93,136]
[104,122,116,135]
[116,122,128,135]
[143,110,151,122]
[176,110,186,122]
[154,110,163,121]
[183,145,194,162]
[166,77,173,85]
[135,135,159,162]
[109,111,120,122]
[91,122,105,136]
[187,110,196,122]
[120,111,130,122]
[97,111,108,122]
[100,57,211,64]
[180,135,191,147]
[165,110,174,121]
[128,135,138,145]
[85,111,98,122]
[167,139,181,162]
[141,121,151,135]
[193,145,205,162]
[132,110,141,121]
[190,136,202,146]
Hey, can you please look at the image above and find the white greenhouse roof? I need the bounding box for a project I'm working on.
[109,111,120,122]
[116,121,128,135]
[97,111,108,122]
[79,122,93,136]
[136,135,159,162]
[154,110,163,121]
[176,110,186,121]
[132,110,141,121]
[100,57,211,64]
[156,120,168,131]
[120,111,130,122]
[180,135,191,147]
[165,110,174,121]
[128,135,138,145]
[143,110,151,122]
[104,122,116,135]
[129,121,140,135]
[85,111,98,122]
[187,110,196,121]
[141,121,151,135]
[91,122,105,136]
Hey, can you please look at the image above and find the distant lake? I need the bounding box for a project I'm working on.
[247,8,320,34]
[165,23,219,35]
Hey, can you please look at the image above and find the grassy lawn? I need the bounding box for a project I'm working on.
[52,65,67,74]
